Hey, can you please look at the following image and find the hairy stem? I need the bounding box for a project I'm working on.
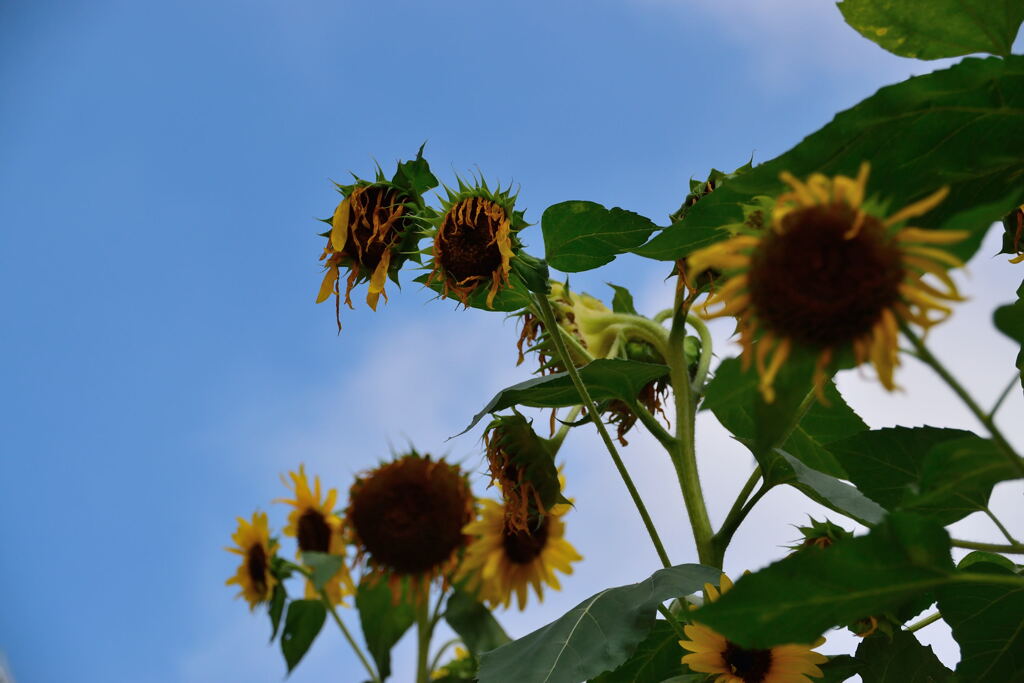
[686,313,714,393]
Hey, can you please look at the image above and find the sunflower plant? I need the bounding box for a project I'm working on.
[227,5,1024,682]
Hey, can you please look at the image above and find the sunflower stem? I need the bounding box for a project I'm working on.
[901,325,1024,478]
[585,312,671,358]
[906,611,942,632]
[982,507,1021,546]
[685,313,714,393]
[988,373,1019,420]
[534,293,673,569]
[631,400,677,450]
[548,405,584,451]
[428,637,462,675]
[321,593,380,683]
[415,595,432,683]
[711,468,762,555]
[656,604,687,640]
[951,538,1024,555]
[654,308,674,324]
[668,293,716,567]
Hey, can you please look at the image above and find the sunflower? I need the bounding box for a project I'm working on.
[688,162,966,401]
[680,574,828,683]
[347,452,475,595]
[457,497,582,611]
[276,465,355,605]
[225,511,278,610]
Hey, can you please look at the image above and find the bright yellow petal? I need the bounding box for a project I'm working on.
[331,197,351,253]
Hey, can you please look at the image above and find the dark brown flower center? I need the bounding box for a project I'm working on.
[344,185,408,268]
[296,509,332,553]
[723,641,773,683]
[246,543,268,592]
[349,457,471,575]
[502,517,550,564]
[436,197,505,281]
[748,204,904,348]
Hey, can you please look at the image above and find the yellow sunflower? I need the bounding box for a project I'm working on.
[457,497,582,611]
[276,465,355,605]
[688,162,966,401]
[225,511,278,610]
[680,574,828,683]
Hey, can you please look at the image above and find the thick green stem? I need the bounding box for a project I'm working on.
[585,312,671,358]
[951,538,1024,555]
[906,611,942,633]
[415,597,431,683]
[323,594,380,683]
[535,294,673,569]
[657,604,687,639]
[668,296,715,567]
[901,325,1024,477]
[632,400,677,451]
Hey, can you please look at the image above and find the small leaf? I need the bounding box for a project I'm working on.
[280,599,327,673]
[590,621,687,683]
[937,562,1024,681]
[391,143,439,197]
[608,283,638,315]
[854,630,953,682]
[356,577,415,680]
[837,0,1024,59]
[542,201,659,272]
[444,586,511,657]
[692,514,954,648]
[457,359,669,436]
[268,584,287,642]
[957,551,1016,572]
[302,552,344,591]
[478,564,720,683]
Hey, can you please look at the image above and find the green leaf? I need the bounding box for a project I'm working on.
[391,143,438,197]
[818,654,861,683]
[457,359,669,435]
[268,584,287,642]
[837,0,1024,59]
[478,564,720,683]
[637,56,1024,263]
[444,587,512,657]
[692,514,954,648]
[631,224,729,261]
[301,552,344,591]
[542,201,659,272]
[356,577,415,680]
[854,631,953,682]
[957,551,1016,572]
[608,283,639,315]
[590,622,686,683]
[280,599,327,673]
[513,251,552,295]
[994,279,1024,390]
[777,451,887,526]
[938,562,1024,682]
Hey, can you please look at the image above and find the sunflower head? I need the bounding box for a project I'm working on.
[1001,204,1024,264]
[225,510,279,610]
[688,162,967,402]
[316,150,438,329]
[347,451,474,593]
[276,465,355,605]
[483,413,568,533]
[424,177,528,309]
[681,574,828,683]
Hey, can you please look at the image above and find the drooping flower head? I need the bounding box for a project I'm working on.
[347,451,475,595]
[457,479,581,611]
[425,177,528,309]
[688,162,967,401]
[316,150,437,329]
[225,510,279,610]
[680,574,828,683]
[276,465,355,605]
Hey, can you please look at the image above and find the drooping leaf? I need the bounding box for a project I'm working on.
[356,577,415,680]
[478,564,720,683]
[854,630,953,682]
[542,201,659,272]
[444,587,512,657]
[778,451,887,526]
[280,599,327,673]
[590,621,687,683]
[836,0,1024,59]
[937,562,1024,682]
[692,514,954,648]
[457,359,669,435]
[994,279,1024,390]
[301,552,344,591]
[957,551,1016,572]
[608,283,639,315]
[268,583,287,642]
[636,57,1024,263]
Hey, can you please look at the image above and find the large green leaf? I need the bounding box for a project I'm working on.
[837,0,1024,59]
[477,564,720,683]
[280,599,327,673]
[854,631,953,682]
[541,201,659,272]
[590,621,686,683]
[444,587,511,657]
[457,359,669,435]
[994,279,1024,391]
[636,56,1024,263]
[818,655,861,683]
[356,578,415,680]
[692,514,954,648]
[937,562,1024,682]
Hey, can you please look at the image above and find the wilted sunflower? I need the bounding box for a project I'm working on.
[225,511,278,610]
[425,179,527,308]
[457,496,582,611]
[688,162,966,401]
[276,465,355,605]
[681,574,828,683]
[347,452,474,594]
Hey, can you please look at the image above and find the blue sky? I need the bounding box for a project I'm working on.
[1,2,1021,682]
